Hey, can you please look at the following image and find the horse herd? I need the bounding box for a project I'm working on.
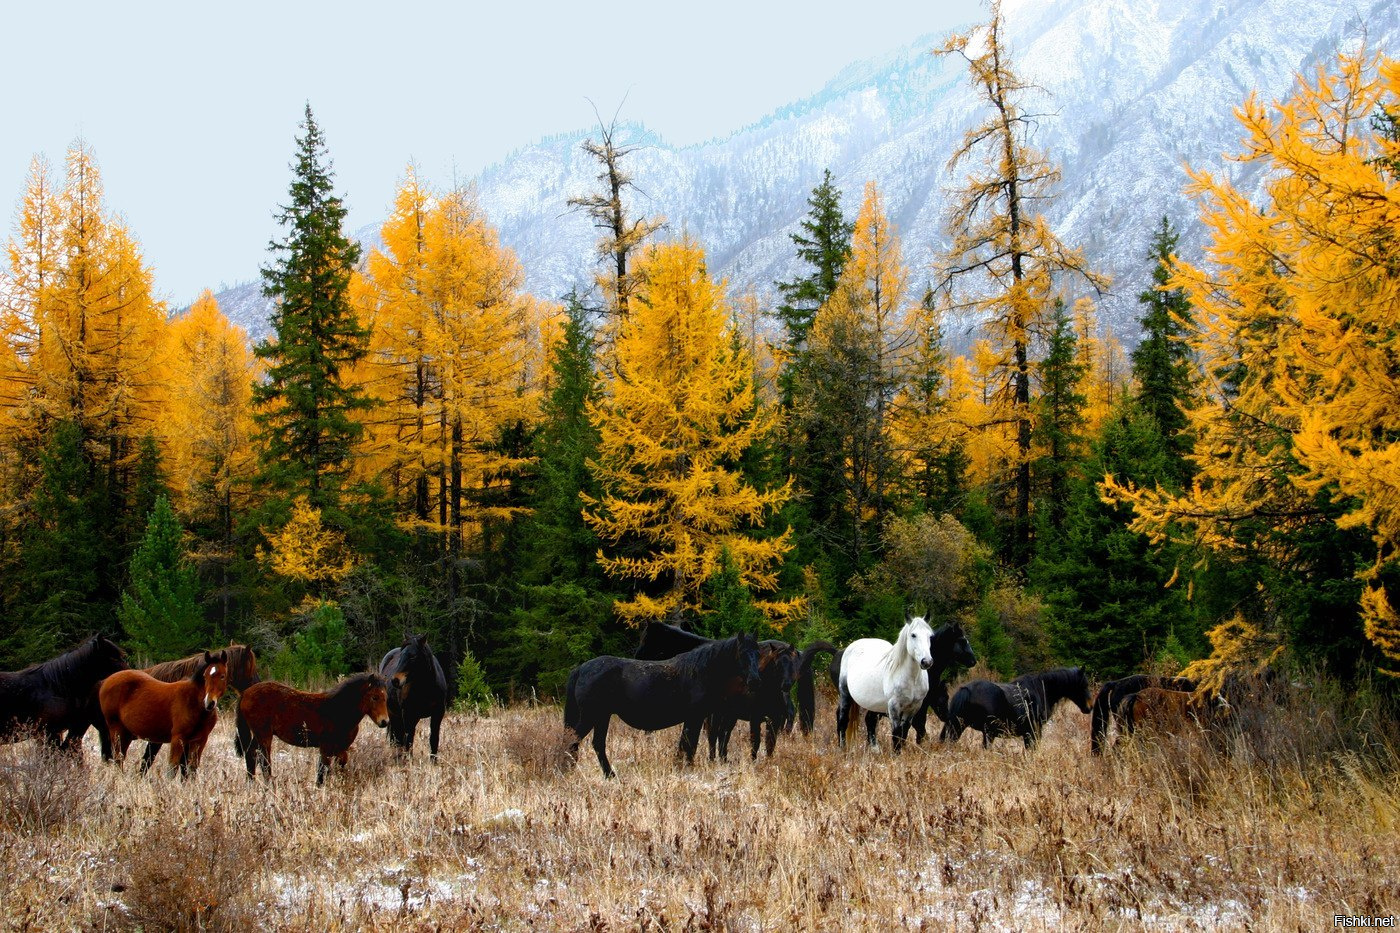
[563,617,1230,777]
[0,624,1229,784]
[0,633,448,785]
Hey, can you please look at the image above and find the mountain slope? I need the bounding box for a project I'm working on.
[219,0,1400,343]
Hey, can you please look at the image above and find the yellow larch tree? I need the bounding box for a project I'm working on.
[936,2,1106,564]
[583,240,793,625]
[1104,50,1400,672]
[0,156,61,481]
[355,172,549,553]
[164,290,257,631]
[29,142,169,486]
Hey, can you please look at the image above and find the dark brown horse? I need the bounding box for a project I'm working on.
[0,635,128,750]
[1089,674,1196,754]
[235,674,390,785]
[1123,687,1231,736]
[99,651,229,778]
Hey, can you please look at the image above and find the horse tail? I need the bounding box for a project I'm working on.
[233,703,251,758]
[795,641,839,736]
[1090,680,1116,756]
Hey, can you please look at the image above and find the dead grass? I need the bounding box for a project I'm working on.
[0,685,1394,931]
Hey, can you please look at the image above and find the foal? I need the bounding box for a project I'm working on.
[98,651,228,777]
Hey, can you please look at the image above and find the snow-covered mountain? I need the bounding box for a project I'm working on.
[218,0,1400,344]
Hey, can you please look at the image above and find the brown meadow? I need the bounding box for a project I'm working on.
[0,683,1395,931]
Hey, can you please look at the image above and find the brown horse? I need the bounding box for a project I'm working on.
[98,651,229,778]
[1123,687,1231,736]
[235,673,390,785]
[76,643,261,763]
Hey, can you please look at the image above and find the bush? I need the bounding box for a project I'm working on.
[122,808,267,932]
[0,743,90,835]
[454,650,495,713]
[272,600,350,685]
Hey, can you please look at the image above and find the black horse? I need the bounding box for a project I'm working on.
[634,622,796,761]
[941,666,1092,749]
[1090,674,1196,755]
[823,621,977,745]
[0,635,128,750]
[566,633,761,778]
[379,634,449,760]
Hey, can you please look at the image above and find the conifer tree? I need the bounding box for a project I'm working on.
[567,119,663,319]
[1130,216,1196,480]
[1032,298,1087,539]
[794,183,912,581]
[253,104,369,525]
[583,241,793,625]
[119,494,207,662]
[935,3,1105,567]
[775,170,853,367]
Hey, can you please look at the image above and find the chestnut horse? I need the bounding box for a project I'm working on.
[78,643,261,763]
[235,673,390,785]
[99,650,228,778]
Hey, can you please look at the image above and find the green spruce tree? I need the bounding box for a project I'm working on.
[253,104,370,527]
[499,294,620,696]
[775,169,853,362]
[119,494,207,663]
[1131,216,1196,480]
[1032,298,1088,540]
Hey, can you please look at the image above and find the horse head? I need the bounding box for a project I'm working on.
[92,634,130,677]
[196,650,230,711]
[1069,667,1093,714]
[364,674,391,728]
[228,643,261,690]
[904,617,935,671]
[945,622,977,669]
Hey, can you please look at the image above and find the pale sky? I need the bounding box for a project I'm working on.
[2,1,984,307]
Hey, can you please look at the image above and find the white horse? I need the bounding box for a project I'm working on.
[837,617,934,752]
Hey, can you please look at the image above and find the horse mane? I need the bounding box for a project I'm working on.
[881,617,930,675]
[1016,667,1084,695]
[20,635,124,693]
[668,633,752,678]
[326,672,383,706]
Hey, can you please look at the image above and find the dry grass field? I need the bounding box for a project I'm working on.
[0,678,1396,931]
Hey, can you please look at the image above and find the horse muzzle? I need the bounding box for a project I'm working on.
[919,658,933,671]
[377,717,390,728]
[204,697,218,711]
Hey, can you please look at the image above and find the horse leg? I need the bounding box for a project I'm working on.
[257,738,273,780]
[679,719,703,766]
[402,720,416,757]
[591,717,615,779]
[752,719,764,760]
[864,710,881,749]
[836,684,853,749]
[317,754,331,786]
[169,737,187,779]
[139,742,163,776]
[911,703,929,744]
[428,713,442,762]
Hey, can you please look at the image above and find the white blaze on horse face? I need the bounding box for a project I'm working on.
[204,666,220,709]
